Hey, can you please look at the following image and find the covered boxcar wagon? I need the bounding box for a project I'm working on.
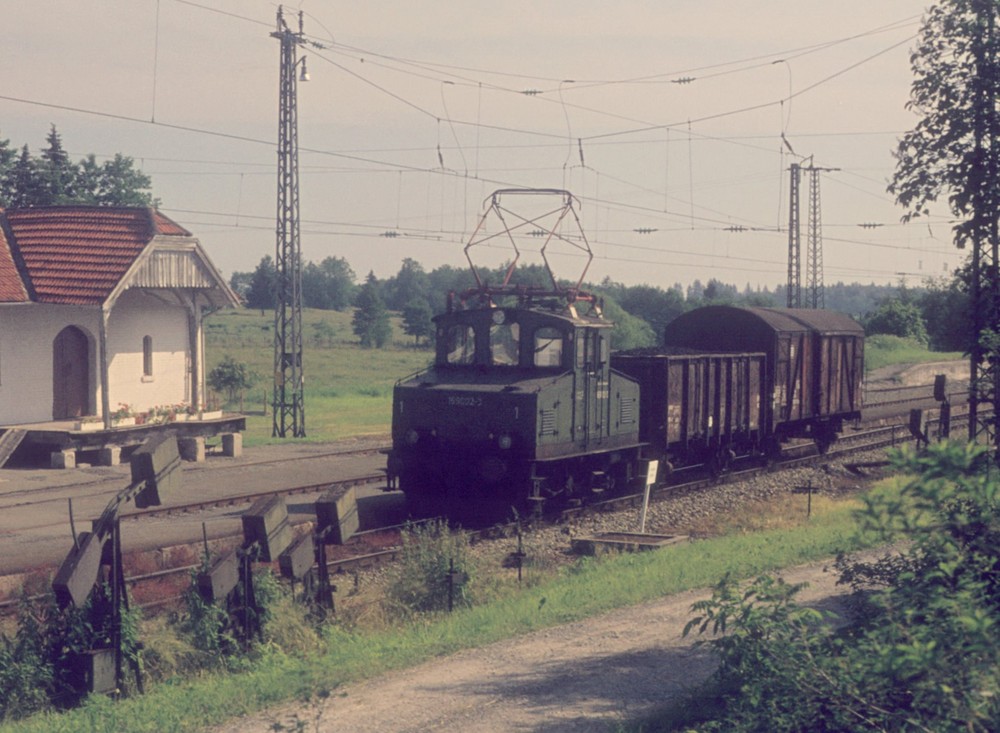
[660,306,864,453]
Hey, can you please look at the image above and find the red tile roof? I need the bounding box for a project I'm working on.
[1,207,190,305]
[0,218,29,302]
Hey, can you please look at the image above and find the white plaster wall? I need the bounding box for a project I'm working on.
[0,290,193,425]
[106,289,190,415]
[0,304,101,424]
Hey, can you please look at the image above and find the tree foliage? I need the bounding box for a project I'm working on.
[244,256,277,310]
[384,257,431,311]
[862,297,929,344]
[207,355,257,402]
[0,126,157,208]
[402,297,435,346]
[681,441,1000,732]
[889,0,1000,250]
[301,256,357,310]
[352,271,392,348]
[601,296,657,350]
[920,274,973,351]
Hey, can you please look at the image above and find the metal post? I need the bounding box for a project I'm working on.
[805,167,827,309]
[271,6,307,438]
[316,539,335,612]
[447,558,456,613]
[786,163,801,308]
[639,460,658,534]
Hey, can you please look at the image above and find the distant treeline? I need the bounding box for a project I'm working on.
[230,255,970,353]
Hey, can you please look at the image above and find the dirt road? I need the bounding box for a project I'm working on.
[213,556,853,733]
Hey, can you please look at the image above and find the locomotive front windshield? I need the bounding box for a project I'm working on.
[533,326,563,367]
[446,324,476,364]
[490,322,520,365]
[438,310,574,369]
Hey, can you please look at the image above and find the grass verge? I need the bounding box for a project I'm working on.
[1,488,885,733]
[864,333,962,373]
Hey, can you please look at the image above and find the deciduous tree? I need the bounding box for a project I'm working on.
[352,272,392,348]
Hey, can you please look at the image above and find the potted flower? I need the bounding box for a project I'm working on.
[111,403,135,427]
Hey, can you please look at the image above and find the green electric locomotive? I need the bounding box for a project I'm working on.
[387,290,644,520]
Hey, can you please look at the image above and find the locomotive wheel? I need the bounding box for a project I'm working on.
[399,466,446,518]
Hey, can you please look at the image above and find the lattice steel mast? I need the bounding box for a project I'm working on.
[271,6,307,437]
[804,165,837,309]
[786,162,801,308]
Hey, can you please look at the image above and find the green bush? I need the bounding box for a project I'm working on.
[0,599,54,721]
[206,355,257,403]
[387,520,475,614]
[680,441,1000,732]
[179,564,284,669]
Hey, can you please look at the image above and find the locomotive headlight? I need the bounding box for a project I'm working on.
[498,433,512,450]
[405,429,419,445]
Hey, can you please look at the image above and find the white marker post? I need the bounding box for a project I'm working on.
[639,460,658,534]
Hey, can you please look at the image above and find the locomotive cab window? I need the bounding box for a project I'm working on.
[490,321,520,366]
[533,326,564,368]
[446,324,476,365]
[575,329,605,371]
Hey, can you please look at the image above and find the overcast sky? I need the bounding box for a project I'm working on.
[0,1,961,292]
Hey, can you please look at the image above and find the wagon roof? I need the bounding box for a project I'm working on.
[666,305,863,338]
[744,306,864,335]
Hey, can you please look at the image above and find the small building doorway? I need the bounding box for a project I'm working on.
[53,326,90,419]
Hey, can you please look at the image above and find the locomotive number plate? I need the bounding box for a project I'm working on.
[448,395,483,407]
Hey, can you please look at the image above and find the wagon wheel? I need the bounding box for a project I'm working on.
[708,448,737,478]
[814,423,837,455]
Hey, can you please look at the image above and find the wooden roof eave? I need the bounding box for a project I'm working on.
[103,235,240,312]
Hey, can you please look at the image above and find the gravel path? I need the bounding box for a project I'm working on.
[213,556,853,733]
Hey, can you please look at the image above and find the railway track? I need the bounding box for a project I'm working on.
[0,413,930,616]
[0,387,972,615]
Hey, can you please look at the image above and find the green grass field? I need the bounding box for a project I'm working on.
[864,333,963,372]
[205,308,432,445]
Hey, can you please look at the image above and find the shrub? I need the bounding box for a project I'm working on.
[0,597,54,720]
[681,441,1000,732]
[207,355,257,403]
[387,520,475,615]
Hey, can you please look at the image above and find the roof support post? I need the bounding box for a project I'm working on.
[182,292,204,414]
[98,307,111,430]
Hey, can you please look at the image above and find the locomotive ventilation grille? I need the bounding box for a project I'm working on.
[540,408,557,436]
[619,397,636,425]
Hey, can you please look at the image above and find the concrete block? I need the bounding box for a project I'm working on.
[98,446,121,466]
[222,432,243,458]
[178,436,206,462]
[51,448,76,469]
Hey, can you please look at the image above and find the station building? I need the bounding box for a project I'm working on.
[0,206,244,467]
